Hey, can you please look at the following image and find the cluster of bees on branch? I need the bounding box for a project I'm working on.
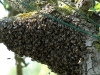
[0,8,96,75]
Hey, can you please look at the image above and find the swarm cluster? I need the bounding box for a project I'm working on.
[0,10,95,75]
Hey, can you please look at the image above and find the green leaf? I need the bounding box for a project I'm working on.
[88,7,96,12]
[94,2,100,12]
[98,27,100,36]
[93,41,100,52]
[88,1,100,12]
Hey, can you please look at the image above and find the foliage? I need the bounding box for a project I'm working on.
[8,67,16,75]
[0,0,9,10]
[8,61,56,75]
[88,1,100,52]
[98,27,100,36]
[93,41,100,52]
[94,27,100,52]
[89,1,100,12]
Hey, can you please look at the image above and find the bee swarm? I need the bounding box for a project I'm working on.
[0,9,95,75]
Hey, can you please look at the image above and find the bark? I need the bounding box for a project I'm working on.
[76,0,95,14]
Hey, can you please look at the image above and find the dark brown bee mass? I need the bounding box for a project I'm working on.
[0,10,89,75]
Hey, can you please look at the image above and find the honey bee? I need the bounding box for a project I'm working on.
[0,7,89,75]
